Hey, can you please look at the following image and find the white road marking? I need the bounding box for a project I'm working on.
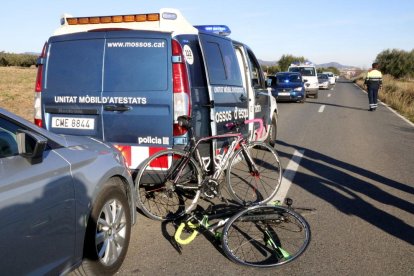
[318,105,326,113]
[272,150,305,203]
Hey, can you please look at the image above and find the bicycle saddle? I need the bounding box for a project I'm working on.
[177,115,192,129]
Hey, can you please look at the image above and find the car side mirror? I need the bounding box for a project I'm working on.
[266,79,272,87]
[16,129,47,165]
[303,79,308,83]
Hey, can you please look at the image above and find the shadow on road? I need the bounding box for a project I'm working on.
[277,140,414,246]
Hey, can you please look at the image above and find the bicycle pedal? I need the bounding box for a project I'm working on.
[285,197,293,207]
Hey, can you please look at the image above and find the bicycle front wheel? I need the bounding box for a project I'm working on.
[135,149,202,221]
[226,141,282,205]
[221,205,311,268]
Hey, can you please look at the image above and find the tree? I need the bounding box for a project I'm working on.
[277,54,306,71]
[375,48,414,79]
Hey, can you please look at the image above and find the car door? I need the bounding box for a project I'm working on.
[198,33,248,154]
[0,116,76,275]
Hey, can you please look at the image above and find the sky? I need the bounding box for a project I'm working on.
[1,0,414,68]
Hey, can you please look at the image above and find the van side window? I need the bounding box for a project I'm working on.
[246,50,263,88]
[201,35,242,87]
[234,46,248,92]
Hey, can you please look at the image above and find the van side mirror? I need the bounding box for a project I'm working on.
[303,79,308,83]
[16,129,47,165]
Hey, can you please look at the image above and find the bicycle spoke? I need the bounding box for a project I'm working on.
[136,149,201,221]
[222,206,310,267]
[227,142,281,205]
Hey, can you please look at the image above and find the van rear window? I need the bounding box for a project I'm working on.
[45,38,168,93]
[104,38,168,91]
[46,40,104,93]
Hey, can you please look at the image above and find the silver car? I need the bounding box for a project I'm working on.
[0,108,136,275]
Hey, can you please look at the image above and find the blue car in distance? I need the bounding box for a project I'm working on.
[268,72,306,103]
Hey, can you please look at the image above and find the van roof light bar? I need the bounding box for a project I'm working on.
[62,13,160,25]
[194,25,231,36]
[56,9,198,36]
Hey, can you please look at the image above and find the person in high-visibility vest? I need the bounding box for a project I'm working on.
[364,62,382,111]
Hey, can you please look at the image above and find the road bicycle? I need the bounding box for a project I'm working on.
[173,199,311,268]
[135,116,282,221]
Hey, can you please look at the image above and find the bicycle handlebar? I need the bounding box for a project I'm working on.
[244,118,264,139]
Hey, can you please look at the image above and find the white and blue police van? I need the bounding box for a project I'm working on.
[34,8,278,172]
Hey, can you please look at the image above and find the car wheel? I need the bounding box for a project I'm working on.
[314,92,319,99]
[76,178,131,275]
[265,113,277,147]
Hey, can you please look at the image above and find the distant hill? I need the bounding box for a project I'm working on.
[258,59,277,67]
[316,62,356,69]
[258,59,357,69]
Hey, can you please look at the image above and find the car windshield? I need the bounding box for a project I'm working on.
[289,67,316,76]
[277,74,302,83]
[318,74,328,80]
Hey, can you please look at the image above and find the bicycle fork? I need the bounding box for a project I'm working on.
[264,227,291,260]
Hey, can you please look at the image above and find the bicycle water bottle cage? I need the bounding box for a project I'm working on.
[177,115,192,130]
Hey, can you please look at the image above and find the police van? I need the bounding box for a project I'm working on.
[288,62,319,98]
[34,8,277,171]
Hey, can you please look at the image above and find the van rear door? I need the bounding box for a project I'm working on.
[43,32,106,139]
[42,31,173,160]
[198,33,248,143]
[102,31,172,147]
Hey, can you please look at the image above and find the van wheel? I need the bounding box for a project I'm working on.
[76,178,131,275]
[265,113,277,147]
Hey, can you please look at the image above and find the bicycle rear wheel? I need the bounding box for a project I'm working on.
[221,205,310,267]
[226,141,282,205]
[135,149,201,221]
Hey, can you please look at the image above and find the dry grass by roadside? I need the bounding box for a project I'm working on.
[355,74,414,122]
[0,66,36,122]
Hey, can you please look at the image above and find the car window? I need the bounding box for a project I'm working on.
[301,67,316,76]
[289,67,316,76]
[276,74,301,83]
[0,117,19,158]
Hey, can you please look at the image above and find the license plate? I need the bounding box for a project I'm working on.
[52,117,95,130]
[278,92,290,96]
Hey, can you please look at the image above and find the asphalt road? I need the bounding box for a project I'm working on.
[119,79,414,275]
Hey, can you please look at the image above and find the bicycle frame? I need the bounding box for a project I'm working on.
[171,118,264,192]
[174,202,297,261]
[174,205,241,245]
